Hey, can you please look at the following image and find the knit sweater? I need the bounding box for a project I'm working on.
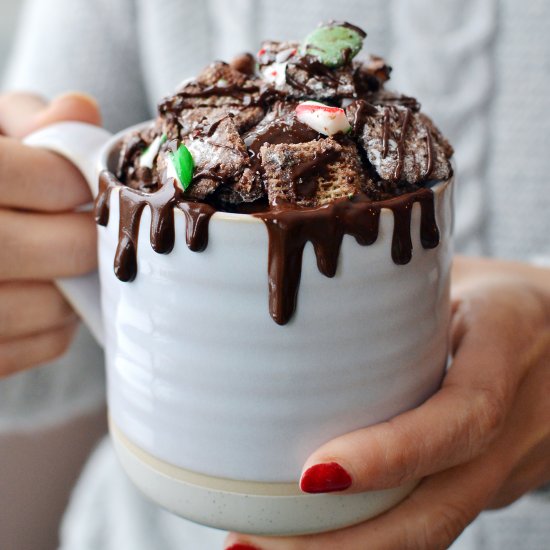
[2,1,549,548]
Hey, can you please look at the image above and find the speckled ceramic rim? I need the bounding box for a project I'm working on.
[111,415,420,536]
[101,121,453,225]
[110,417,303,496]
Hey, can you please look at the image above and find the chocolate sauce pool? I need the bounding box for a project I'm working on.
[94,172,440,325]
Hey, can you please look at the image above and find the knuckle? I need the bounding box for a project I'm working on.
[472,385,507,444]
[433,500,474,548]
[397,515,439,550]
[383,422,423,486]
[398,498,473,550]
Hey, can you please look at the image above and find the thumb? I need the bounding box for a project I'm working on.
[0,91,101,138]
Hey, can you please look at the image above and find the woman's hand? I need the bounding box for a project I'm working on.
[226,256,550,550]
[0,92,101,377]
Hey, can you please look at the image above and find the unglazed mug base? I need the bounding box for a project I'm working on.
[110,418,417,536]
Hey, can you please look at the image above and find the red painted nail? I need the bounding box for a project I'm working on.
[300,462,352,493]
[226,544,260,550]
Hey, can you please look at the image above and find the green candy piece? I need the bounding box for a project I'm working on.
[301,23,365,68]
[169,144,194,191]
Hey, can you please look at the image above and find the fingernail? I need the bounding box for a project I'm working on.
[225,544,260,550]
[300,462,352,493]
[55,91,99,107]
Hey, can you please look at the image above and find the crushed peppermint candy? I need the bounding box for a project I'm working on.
[262,62,288,87]
[295,101,351,136]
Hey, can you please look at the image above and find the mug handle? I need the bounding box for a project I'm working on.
[24,122,114,347]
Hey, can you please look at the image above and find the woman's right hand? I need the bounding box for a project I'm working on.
[0,92,101,377]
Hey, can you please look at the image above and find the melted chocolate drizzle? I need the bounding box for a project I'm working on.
[95,172,440,325]
[289,147,340,198]
[244,114,320,176]
[254,188,439,324]
[159,83,261,113]
[352,100,378,137]
[95,171,215,282]
[380,105,414,182]
[394,108,412,181]
[382,108,391,158]
[286,55,345,94]
[424,129,434,179]
[326,20,368,38]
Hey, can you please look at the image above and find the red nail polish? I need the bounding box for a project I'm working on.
[300,462,352,493]
[226,544,260,550]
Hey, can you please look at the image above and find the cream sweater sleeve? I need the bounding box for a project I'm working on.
[2,0,151,132]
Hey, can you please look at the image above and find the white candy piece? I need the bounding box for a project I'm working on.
[165,154,183,189]
[295,101,351,136]
[262,62,288,87]
[275,47,297,63]
[139,135,166,169]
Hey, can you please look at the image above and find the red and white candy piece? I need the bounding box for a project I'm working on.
[295,101,351,136]
[261,62,288,87]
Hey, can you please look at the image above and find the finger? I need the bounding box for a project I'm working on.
[226,454,506,550]
[487,337,550,508]
[0,209,97,280]
[489,439,550,509]
[0,137,92,211]
[0,282,77,340]
[0,91,101,139]
[0,92,47,137]
[0,320,79,378]
[298,315,523,494]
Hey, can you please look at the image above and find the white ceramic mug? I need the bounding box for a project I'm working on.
[24,121,453,536]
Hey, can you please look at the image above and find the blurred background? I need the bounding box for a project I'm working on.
[0,0,21,76]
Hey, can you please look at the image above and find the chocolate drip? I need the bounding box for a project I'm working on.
[96,170,440,325]
[114,183,177,281]
[176,201,215,252]
[424,129,434,179]
[95,171,118,226]
[389,196,413,265]
[351,100,377,136]
[382,108,391,158]
[171,84,260,100]
[254,187,439,324]
[380,105,414,182]
[394,108,412,181]
[419,189,440,249]
[326,20,367,38]
[94,171,215,282]
[369,94,420,112]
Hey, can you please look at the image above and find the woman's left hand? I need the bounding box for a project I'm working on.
[225,256,550,550]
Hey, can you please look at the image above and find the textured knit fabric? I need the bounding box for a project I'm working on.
[1,0,549,548]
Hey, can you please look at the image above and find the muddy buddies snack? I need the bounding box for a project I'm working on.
[115,21,453,209]
[99,21,454,324]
